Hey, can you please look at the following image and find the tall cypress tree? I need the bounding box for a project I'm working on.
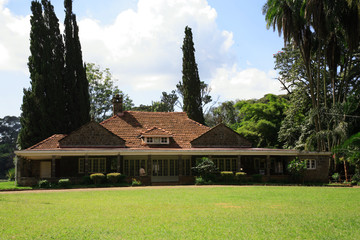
[63,0,90,132]
[180,26,205,124]
[18,1,60,149]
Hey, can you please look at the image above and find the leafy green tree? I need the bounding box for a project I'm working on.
[63,0,90,132]
[264,0,360,153]
[160,90,178,112]
[205,101,239,127]
[86,63,133,122]
[179,26,205,124]
[0,116,20,178]
[234,94,289,148]
[334,132,360,174]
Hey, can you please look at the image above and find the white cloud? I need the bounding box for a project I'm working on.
[210,64,285,101]
[77,0,234,103]
[0,1,30,72]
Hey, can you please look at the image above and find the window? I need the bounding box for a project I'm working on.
[306,159,316,169]
[212,158,237,172]
[78,158,106,173]
[145,137,169,144]
[123,157,147,176]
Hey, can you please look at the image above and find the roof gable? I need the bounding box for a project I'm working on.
[191,123,252,148]
[59,121,125,148]
[101,111,210,148]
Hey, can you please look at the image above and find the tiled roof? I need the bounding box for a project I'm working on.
[140,127,172,137]
[27,134,67,150]
[101,111,210,148]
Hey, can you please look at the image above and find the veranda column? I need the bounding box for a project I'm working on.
[85,155,89,174]
[51,155,56,178]
[266,155,271,176]
[237,155,242,171]
[178,155,183,176]
[147,155,152,176]
[116,154,121,173]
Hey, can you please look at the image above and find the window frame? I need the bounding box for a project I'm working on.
[306,159,316,170]
[145,136,169,145]
[78,158,106,173]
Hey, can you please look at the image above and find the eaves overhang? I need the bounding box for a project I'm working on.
[15,148,332,160]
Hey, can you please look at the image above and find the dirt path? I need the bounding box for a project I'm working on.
[0,185,240,194]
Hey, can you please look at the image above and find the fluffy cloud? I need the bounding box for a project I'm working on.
[77,0,235,104]
[0,0,283,117]
[210,64,284,101]
[0,1,30,72]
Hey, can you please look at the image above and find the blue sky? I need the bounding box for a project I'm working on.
[0,0,285,118]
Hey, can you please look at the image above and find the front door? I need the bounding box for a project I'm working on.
[151,157,179,182]
[40,161,51,178]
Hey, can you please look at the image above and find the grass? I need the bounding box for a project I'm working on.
[0,181,32,190]
[0,186,359,239]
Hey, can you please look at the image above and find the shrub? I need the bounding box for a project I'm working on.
[191,157,218,182]
[6,168,15,181]
[195,176,213,185]
[287,157,306,183]
[38,180,50,188]
[118,174,127,183]
[351,173,360,185]
[90,173,105,185]
[131,178,142,186]
[58,179,71,188]
[252,174,263,183]
[235,172,247,182]
[220,171,234,182]
[107,173,121,184]
[332,173,340,182]
[82,175,91,185]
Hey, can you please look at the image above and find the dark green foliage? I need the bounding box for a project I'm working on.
[131,178,142,186]
[131,91,177,112]
[191,157,218,182]
[86,63,134,122]
[331,172,340,182]
[334,132,360,172]
[0,116,20,178]
[206,101,239,127]
[58,178,71,188]
[106,173,121,184]
[19,0,90,149]
[234,94,289,148]
[287,158,306,183]
[38,180,50,188]
[235,172,247,183]
[82,175,91,185]
[194,176,213,185]
[220,171,234,183]
[179,26,205,124]
[63,0,90,132]
[6,168,15,181]
[252,174,263,183]
[90,173,105,185]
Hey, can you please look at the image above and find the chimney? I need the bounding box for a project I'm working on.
[112,94,123,116]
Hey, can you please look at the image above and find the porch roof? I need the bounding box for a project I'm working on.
[15,147,331,160]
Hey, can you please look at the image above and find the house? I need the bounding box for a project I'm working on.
[15,95,331,186]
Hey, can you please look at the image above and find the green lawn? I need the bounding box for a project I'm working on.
[0,181,32,190]
[0,186,359,239]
